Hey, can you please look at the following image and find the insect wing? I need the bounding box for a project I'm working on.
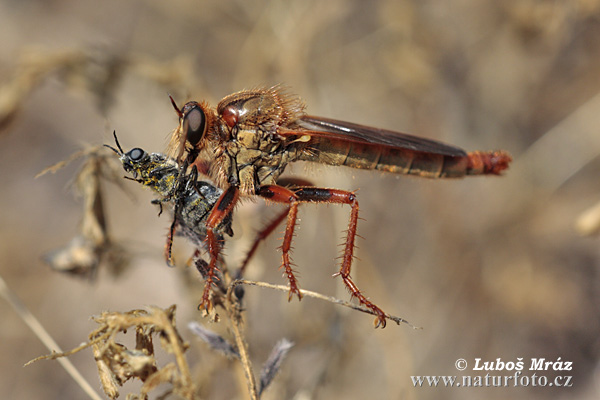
[292,115,467,157]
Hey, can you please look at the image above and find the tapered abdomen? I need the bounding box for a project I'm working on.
[298,138,511,178]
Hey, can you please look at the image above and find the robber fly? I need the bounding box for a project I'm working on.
[105,132,233,309]
[167,86,512,327]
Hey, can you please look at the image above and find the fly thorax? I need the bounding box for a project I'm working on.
[210,153,232,189]
[223,139,241,157]
[256,164,283,186]
[236,128,262,149]
[239,166,259,194]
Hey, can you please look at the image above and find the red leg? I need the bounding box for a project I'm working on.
[257,185,303,300]
[198,186,239,311]
[238,208,290,277]
[281,201,301,300]
[259,185,388,328]
[296,188,387,328]
[236,177,314,278]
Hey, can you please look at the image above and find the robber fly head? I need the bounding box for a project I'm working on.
[169,96,211,162]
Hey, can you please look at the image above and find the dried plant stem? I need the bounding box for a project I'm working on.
[229,279,419,329]
[225,288,259,400]
[212,277,417,398]
[149,307,195,396]
[0,274,103,400]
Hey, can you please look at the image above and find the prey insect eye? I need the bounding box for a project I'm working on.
[182,103,207,146]
[128,148,145,161]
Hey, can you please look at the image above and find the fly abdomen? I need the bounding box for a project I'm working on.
[299,137,510,178]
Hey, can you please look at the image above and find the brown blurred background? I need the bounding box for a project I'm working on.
[1,0,600,399]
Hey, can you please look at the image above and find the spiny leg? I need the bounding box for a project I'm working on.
[199,186,239,311]
[341,196,386,328]
[199,230,223,311]
[236,177,315,284]
[189,249,227,294]
[294,187,387,328]
[257,185,304,301]
[281,202,301,300]
[237,207,290,278]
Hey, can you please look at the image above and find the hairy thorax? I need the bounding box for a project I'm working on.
[210,115,305,195]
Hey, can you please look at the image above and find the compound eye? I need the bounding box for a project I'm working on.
[182,103,207,146]
[128,148,145,161]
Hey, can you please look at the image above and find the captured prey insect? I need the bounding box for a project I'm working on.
[167,86,513,327]
[104,132,233,310]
